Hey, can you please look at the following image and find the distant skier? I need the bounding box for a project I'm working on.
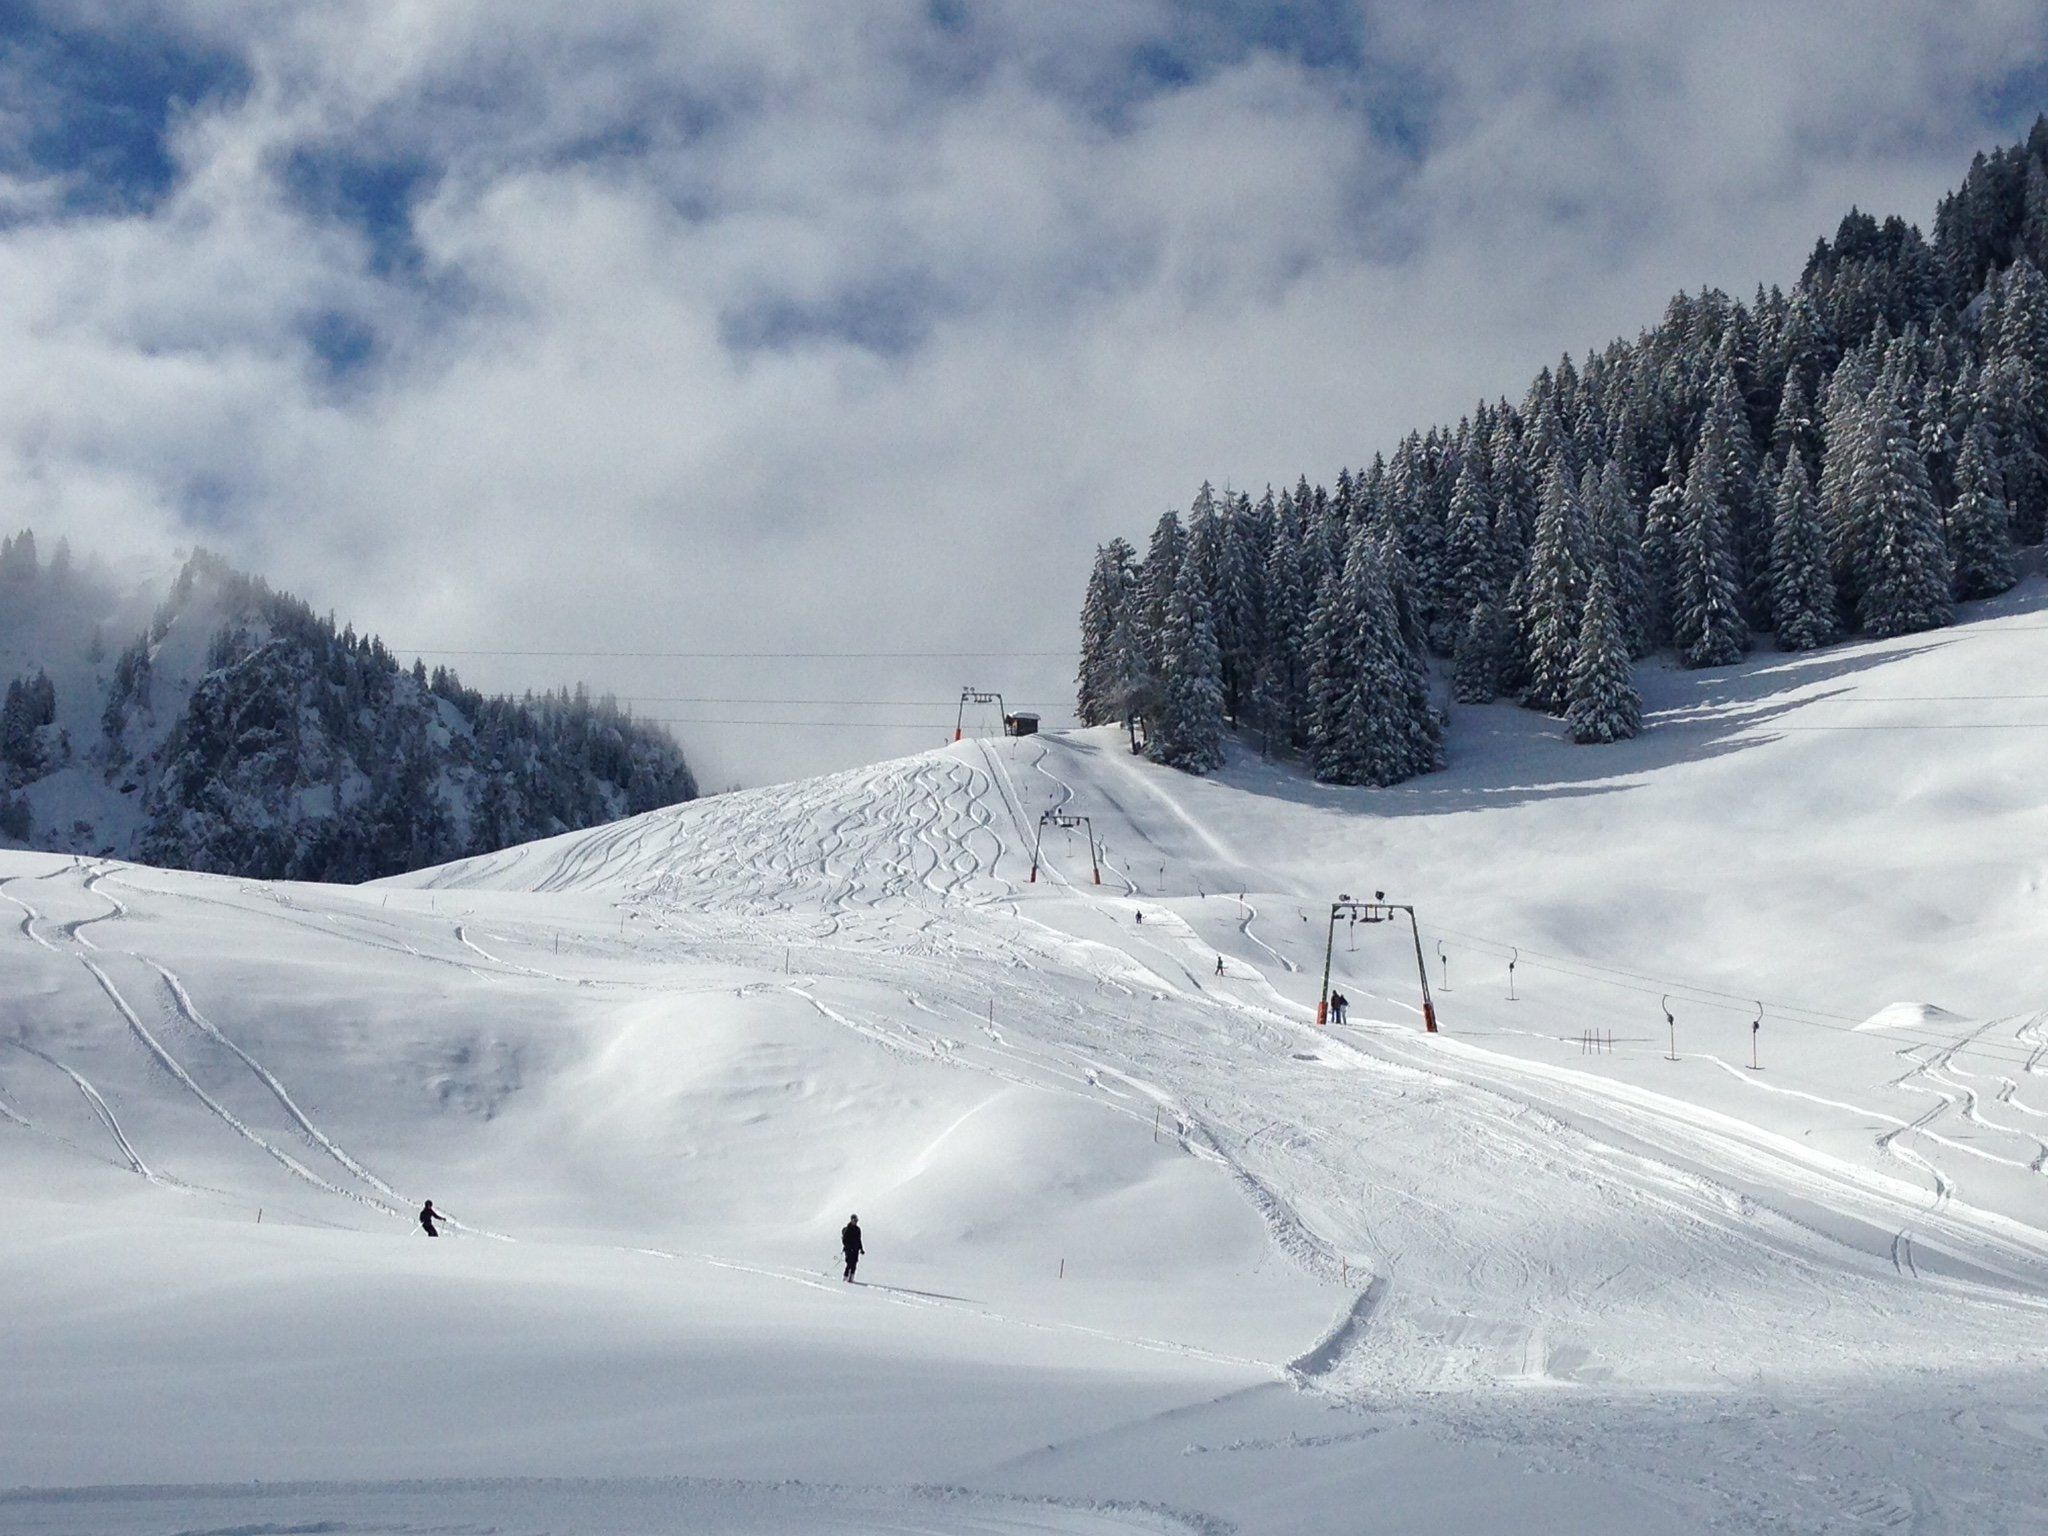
[1134,911,1143,925]
[1215,955,1225,976]
[1331,992,1348,1025]
[841,1215,864,1282]
[419,1199,445,1238]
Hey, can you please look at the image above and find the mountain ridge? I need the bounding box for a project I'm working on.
[0,533,697,880]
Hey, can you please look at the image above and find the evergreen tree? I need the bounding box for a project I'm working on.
[1852,382,1954,637]
[1949,422,2018,599]
[1313,538,1443,786]
[1303,563,1351,779]
[1147,541,1227,773]
[1258,511,1310,751]
[1489,424,1537,566]
[1452,597,1506,704]
[1137,510,1185,679]
[1212,503,1260,718]
[1639,446,1684,650]
[1772,364,1818,475]
[1673,438,1748,667]
[1565,569,1641,744]
[1444,456,1494,626]
[1981,354,2048,543]
[1075,538,1136,726]
[1521,457,1588,713]
[1589,460,1649,656]
[1767,452,1839,651]
[1819,346,1878,605]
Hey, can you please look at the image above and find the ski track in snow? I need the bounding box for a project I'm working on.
[405,736,2048,1404]
[15,734,2048,1529]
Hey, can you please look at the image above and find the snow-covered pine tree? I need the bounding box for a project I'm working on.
[1590,460,1649,656]
[1452,597,1506,704]
[1212,500,1260,719]
[1075,538,1135,726]
[1105,591,1154,749]
[1852,381,1954,637]
[1521,456,1588,713]
[1704,362,1767,622]
[1820,346,1877,606]
[1137,509,1185,679]
[1639,446,1684,650]
[1948,421,2018,599]
[1444,455,1495,635]
[1258,510,1309,751]
[1147,540,1227,773]
[1767,451,1839,650]
[1303,562,1354,782]
[1315,537,1443,786]
[1771,368,1818,477]
[1489,422,1537,566]
[1565,568,1641,745]
[1673,429,1748,668]
[1981,353,2048,544]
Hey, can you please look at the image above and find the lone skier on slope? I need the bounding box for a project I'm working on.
[842,1215,864,1282]
[419,1200,446,1237]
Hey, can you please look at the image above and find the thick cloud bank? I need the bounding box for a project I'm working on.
[1,0,2044,783]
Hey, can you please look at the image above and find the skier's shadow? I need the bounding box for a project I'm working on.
[864,1283,981,1304]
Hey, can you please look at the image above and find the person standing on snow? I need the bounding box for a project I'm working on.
[419,1200,446,1237]
[842,1215,865,1282]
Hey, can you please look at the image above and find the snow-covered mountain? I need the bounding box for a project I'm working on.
[6,577,2048,1533]
[0,532,696,879]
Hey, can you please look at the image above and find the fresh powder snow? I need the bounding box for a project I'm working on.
[7,580,2048,1533]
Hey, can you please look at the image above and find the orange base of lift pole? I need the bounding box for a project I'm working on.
[1423,1001,1438,1033]
[1315,998,1328,1027]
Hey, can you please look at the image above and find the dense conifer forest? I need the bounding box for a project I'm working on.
[0,539,696,879]
[1077,121,2048,782]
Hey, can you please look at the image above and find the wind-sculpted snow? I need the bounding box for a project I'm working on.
[14,599,2048,1530]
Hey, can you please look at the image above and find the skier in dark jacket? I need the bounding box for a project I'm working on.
[419,1200,445,1237]
[841,1215,864,1281]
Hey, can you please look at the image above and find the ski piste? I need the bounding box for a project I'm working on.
[8,587,2048,1531]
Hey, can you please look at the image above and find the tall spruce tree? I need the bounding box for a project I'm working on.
[1444,455,1496,633]
[1640,446,1684,650]
[1256,511,1310,752]
[1075,538,1136,726]
[1137,510,1185,680]
[1303,563,1351,779]
[1982,353,2048,543]
[1589,460,1649,656]
[1313,538,1443,786]
[1767,452,1839,651]
[1452,597,1506,704]
[1148,541,1227,772]
[1949,422,2018,598]
[1565,569,1641,744]
[1673,434,1748,667]
[1852,381,1954,637]
[1521,456,1589,713]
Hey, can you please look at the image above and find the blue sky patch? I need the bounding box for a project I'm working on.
[0,2,247,214]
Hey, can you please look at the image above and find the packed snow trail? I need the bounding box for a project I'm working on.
[404,733,2048,1401]
[15,600,2048,1531]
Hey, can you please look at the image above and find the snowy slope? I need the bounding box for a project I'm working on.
[8,580,2048,1533]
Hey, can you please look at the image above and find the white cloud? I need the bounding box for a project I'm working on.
[2,0,2045,784]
